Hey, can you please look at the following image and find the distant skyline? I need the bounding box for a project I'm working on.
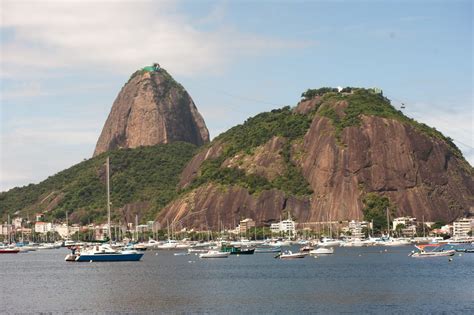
[1,0,472,191]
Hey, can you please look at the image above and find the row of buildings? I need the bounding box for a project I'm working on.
[2,215,473,240]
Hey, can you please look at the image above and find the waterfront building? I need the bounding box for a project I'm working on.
[453,218,473,238]
[392,216,417,231]
[348,220,368,238]
[270,218,296,236]
[34,222,53,234]
[239,218,255,234]
[270,223,280,234]
[0,224,12,236]
[15,227,32,236]
[54,224,70,238]
[12,217,23,228]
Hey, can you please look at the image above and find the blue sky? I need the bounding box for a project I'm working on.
[0,0,472,191]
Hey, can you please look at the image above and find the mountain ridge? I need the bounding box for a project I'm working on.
[1,86,472,229]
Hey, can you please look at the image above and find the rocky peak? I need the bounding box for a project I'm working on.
[93,65,209,156]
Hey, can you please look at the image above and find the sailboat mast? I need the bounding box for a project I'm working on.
[386,207,390,238]
[106,157,112,243]
[7,214,11,244]
[135,214,138,242]
[422,215,426,238]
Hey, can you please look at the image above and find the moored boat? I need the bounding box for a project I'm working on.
[199,250,230,258]
[276,251,306,259]
[309,247,334,255]
[221,244,255,255]
[74,245,144,262]
[410,244,456,258]
[299,245,313,252]
[157,240,178,250]
[318,238,341,247]
[0,247,20,254]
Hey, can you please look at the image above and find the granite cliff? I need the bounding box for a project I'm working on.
[93,65,209,156]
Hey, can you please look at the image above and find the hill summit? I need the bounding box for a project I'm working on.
[93,64,209,156]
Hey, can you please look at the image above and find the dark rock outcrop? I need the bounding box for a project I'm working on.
[93,68,209,156]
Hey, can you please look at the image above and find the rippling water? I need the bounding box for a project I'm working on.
[1,246,473,314]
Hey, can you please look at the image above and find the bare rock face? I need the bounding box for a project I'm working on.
[299,114,473,223]
[157,184,310,230]
[93,68,209,156]
[222,136,287,181]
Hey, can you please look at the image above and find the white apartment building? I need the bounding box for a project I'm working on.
[239,218,255,234]
[270,218,296,236]
[54,224,70,238]
[34,222,53,234]
[453,218,473,238]
[348,220,367,239]
[392,216,417,231]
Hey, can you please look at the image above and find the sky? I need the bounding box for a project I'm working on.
[0,0,472,192]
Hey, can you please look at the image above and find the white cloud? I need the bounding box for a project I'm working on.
[1,0,311,78]
[0,116,102,191]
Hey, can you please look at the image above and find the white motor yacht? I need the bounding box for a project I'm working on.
[310,247,334,255]
[157,240,178,249]
[277,250,306,259]
[318,238,341,247]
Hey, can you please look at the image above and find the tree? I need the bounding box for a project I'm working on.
[362,193,396,235]
[394,223,406,237]
[431,221,446,230]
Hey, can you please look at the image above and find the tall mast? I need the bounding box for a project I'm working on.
[386,207,390,238]
[66,211,69,240]
[422,215,426,238]
[7,214,11,244]
[106,157,112,243]
[135,214,138,242]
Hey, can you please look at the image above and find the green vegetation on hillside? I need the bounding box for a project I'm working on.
[0,142,198,223]
[362,192,396,233]
[189,106,314,196]
[127,67,183,90]
[301,87,339,100]
[315,88,463,158]
[215,106,312,157]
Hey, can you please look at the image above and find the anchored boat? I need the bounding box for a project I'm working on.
[410,244,455,258]
[199,250,230,258]
[276,251,306,259]
[309,247,334,255]
[74,245,143,262]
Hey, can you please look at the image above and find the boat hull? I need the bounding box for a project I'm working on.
[310,248,334,255]
[0,249,20,254]
[411,250,455,258]
[75,253,144,262]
